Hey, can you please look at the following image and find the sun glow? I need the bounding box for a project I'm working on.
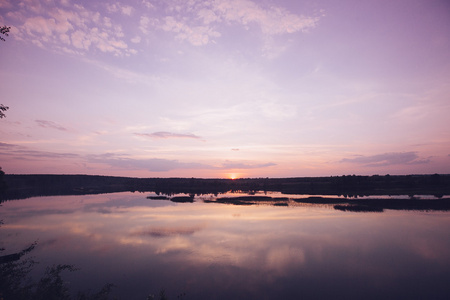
[227,173,239,180]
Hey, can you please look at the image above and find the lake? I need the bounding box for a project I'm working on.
[1,191,450,299]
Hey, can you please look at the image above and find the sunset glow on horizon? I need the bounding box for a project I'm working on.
[227,173,241,180]
[1,0,449,178]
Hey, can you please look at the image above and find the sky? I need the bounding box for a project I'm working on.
[0,0,449,179]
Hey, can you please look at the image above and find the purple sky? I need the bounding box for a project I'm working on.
[1,0,449,178]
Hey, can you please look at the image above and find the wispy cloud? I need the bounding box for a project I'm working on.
[82,58,159,83]
[35,120,68,131]
[222,161,276,169]
[87,153,214,172]
[0,142,17,148]
[134,132,201,139]
[88,154,278,172]
[341,152,431,167]
[0,142,277,173]
[0,142,79,160]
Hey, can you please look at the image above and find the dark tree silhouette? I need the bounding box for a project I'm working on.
[1,26,11,119]
[0,105,8,118]
[0,26,10,42]
[0,167,7,198]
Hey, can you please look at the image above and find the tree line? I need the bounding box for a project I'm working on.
[1,174,450,202]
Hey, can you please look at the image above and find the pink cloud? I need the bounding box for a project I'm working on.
[0,0,13,9]
[11,1,133,56]
[161,16,221,46]
[87,153,213,172]
[341,152,431,167]
[134,132,201,139]
[0,142,79,160]
[212,0,319,35]
[106,2,133,16]
[156,0,320,46]
[222,161,276,169]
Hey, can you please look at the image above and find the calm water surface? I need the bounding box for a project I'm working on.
[1,192,450,299]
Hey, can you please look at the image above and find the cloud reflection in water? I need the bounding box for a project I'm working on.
[1,192,449,299]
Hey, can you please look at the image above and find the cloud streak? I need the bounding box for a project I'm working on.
[0,143,277,173]
[222,161,276,169]
[0,142,79,160]
[88,154,278,172]
[35,120,68,131]
[341,152,431,167]
[134,132,202,139]
[87,153,214,172]
[0,142,16,148]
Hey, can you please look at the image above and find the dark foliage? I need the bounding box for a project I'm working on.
[0,167,7,195]
[0,242,36,264]
[0,241,115,299]
[0,259,116,300]
[0,26,10,42]
[0,104,8,118]
[33,264,78,300]
[3,174,450,202]
[0,247,36,299]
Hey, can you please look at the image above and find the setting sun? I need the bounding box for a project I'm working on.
[227,173,239,180]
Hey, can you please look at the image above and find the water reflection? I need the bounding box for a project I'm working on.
[147,191,450,212]
[1,192,450,299]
